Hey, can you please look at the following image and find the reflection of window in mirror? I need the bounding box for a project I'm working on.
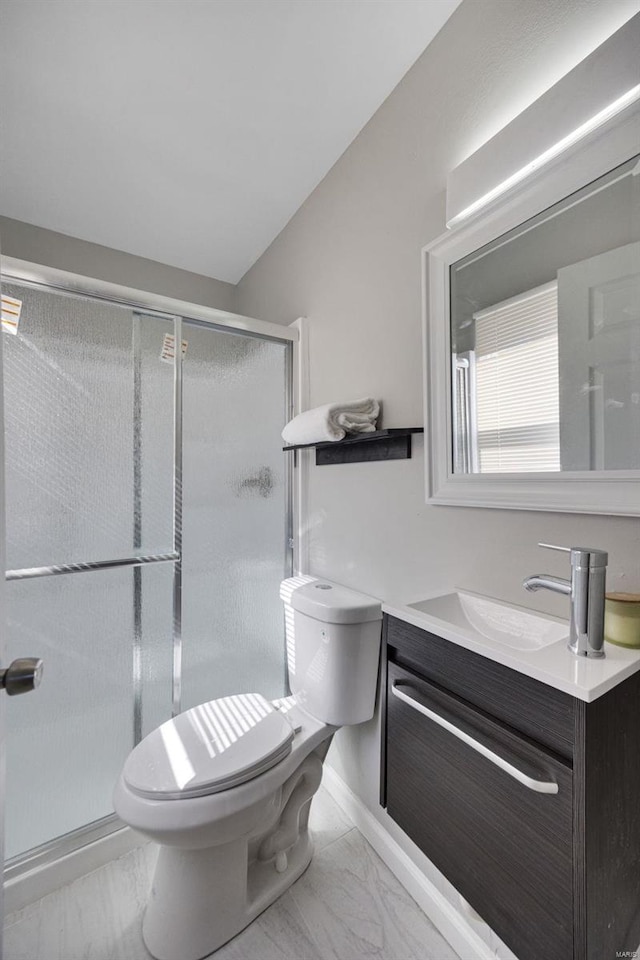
[450,154,640,475]
[454,282,559,473]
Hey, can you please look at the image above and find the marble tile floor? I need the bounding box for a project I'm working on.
[4,787,461,960]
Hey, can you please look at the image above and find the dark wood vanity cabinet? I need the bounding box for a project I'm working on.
[387,660,573,960]
[381,615,640,960]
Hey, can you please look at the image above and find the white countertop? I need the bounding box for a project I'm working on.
[383,594,640,703]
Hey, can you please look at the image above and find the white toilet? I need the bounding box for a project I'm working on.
[114,576,382,960]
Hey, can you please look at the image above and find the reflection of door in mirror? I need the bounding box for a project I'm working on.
[558,242,640,470]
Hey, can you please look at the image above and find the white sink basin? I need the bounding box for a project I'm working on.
[408,591,569,651]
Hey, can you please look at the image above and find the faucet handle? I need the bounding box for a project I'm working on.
[538,542,608,567]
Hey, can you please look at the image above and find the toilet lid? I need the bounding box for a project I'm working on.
[123,693,295,800]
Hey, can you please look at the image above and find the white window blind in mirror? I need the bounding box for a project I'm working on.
[473,282,560,473]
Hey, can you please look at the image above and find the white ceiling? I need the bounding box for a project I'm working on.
[0,0,461,284]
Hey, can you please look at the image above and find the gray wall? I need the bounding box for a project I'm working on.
[234,0,640,949]
[235,0,640,603]
[0,216,236,313]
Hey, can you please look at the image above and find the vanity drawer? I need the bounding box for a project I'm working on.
[385,615,575,758]
[386,661,573,960]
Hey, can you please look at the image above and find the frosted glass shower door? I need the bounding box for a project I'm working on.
[1,277,291,865]
[2,284,176,860]
[180,323,289,710]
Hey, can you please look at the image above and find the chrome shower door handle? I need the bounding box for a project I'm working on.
[0,657,44,695]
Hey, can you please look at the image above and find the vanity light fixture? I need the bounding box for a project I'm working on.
[446,83,640,228]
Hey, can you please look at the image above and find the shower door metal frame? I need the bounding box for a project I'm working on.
[1,260,297,882]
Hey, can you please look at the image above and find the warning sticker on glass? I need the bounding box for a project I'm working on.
[160,334,188,363]
[1,294,22,334]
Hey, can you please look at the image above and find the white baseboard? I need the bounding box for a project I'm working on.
[321,765,497,960]
[4,826,147,915]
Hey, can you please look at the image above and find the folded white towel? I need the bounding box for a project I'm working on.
[282,398,380,445]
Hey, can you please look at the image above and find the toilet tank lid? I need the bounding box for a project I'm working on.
[287,578,382,624]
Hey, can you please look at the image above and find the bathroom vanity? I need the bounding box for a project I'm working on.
[379,605,640,960]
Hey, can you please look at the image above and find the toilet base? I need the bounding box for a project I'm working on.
[142,754,323,960]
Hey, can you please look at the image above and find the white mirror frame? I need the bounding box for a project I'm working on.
[423,111,640,517]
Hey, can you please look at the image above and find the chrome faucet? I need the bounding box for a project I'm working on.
[523,542,608,659]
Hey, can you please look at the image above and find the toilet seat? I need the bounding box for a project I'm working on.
[123,693,295,800]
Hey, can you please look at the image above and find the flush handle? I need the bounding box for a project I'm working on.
[0,657,44,696]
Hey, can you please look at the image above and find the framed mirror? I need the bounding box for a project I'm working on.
[424,133,639,515]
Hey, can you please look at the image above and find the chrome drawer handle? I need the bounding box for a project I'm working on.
[391,683,559,795]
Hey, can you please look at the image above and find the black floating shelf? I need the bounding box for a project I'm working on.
[283,428,423,465]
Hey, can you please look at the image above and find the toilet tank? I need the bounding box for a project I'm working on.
[280,578,382,726]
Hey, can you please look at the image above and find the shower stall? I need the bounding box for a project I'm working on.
[0,270,295,873]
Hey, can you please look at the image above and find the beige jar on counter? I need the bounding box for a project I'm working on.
[604,593,640,649]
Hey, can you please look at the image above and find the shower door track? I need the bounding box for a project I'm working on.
[3,813,125,883]
[1,263,296,888]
